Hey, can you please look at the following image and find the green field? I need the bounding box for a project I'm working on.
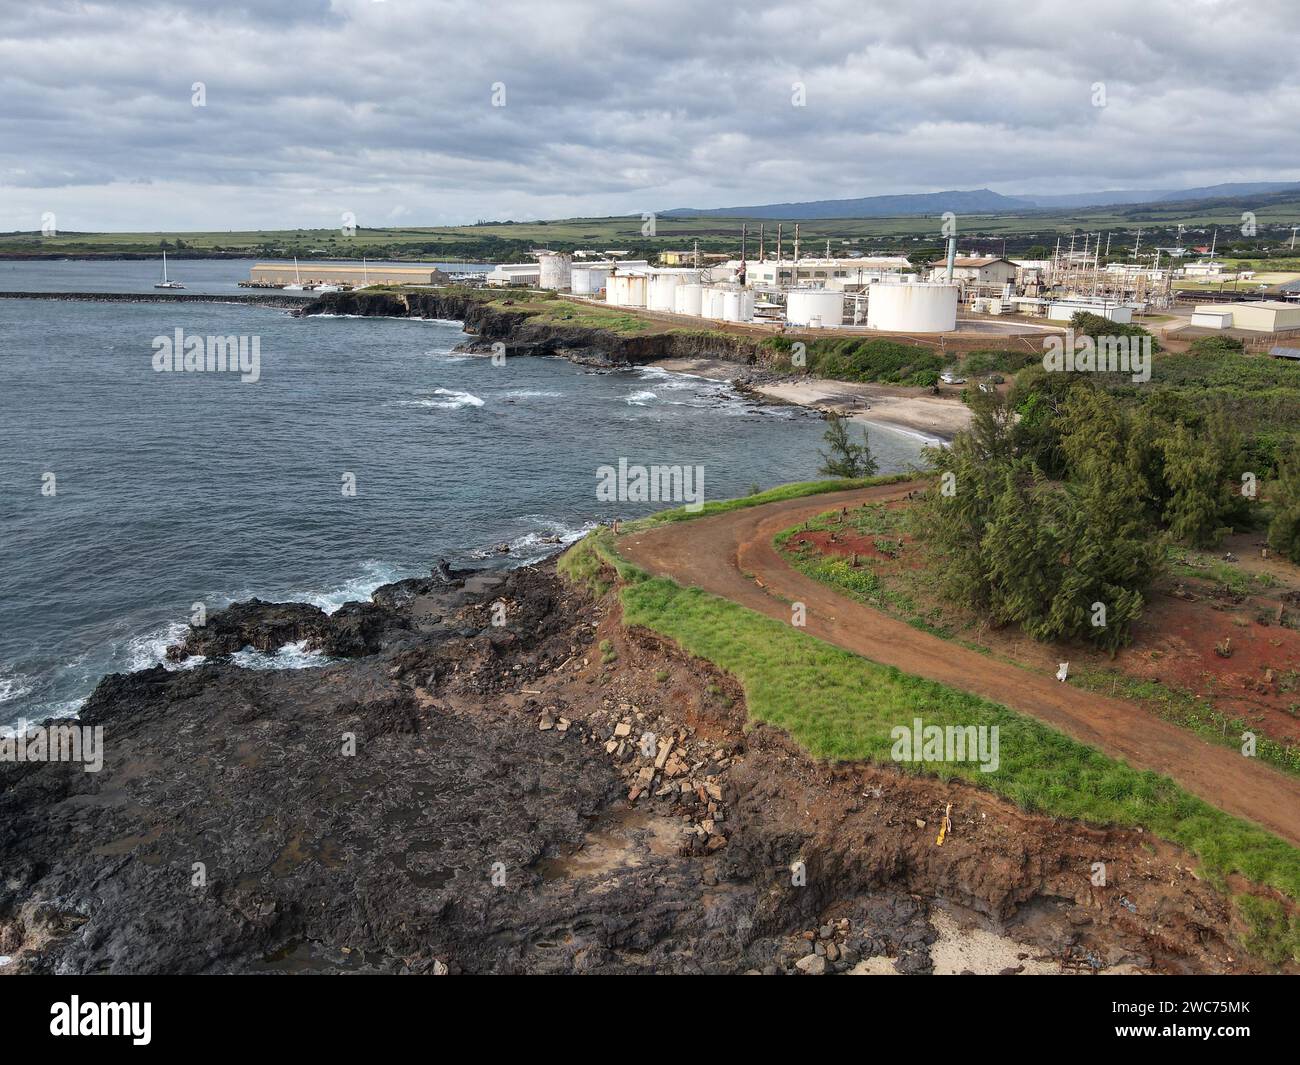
[8,189,1300,263]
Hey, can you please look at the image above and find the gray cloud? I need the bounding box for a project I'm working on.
[1,0,1297,229]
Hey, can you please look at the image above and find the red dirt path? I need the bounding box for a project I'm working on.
[619,483,1300,848]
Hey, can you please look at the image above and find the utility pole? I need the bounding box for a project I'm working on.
[1291,225,1299,251]
[1132,227,1141,260]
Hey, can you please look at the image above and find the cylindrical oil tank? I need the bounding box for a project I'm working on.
[606,273,647,308]
[674,283,704,317]
[785,288,845,327]
[720,288,755,322]
[721,288,752,322]
[647,271,683,311]
[537,252,572,290]
[571,266,610,295]
[866,282,958,332]
[701,287,727,320]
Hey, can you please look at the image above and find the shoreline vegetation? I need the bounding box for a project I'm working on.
[561,482,1300,961]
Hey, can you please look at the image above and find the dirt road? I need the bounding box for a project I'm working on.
[619,483,1300,848]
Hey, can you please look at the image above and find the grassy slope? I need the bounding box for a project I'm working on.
[559,483,1300,952]
[623,474,916,531]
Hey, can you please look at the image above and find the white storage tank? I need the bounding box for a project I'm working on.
[648,271,683,312]
[674,283,704,317]
[867,282,958,332]
[721,288,755,322]
[606,273,647,308]
[537,252,572,291]
[571,266,611,296]
[701,286,727,320]
[786,288,845,328]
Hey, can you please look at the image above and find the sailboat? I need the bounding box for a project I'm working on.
[154,250,185,289]
[284,256,305,291]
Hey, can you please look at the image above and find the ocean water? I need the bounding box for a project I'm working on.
[0,257,486,296]
[0,266,928,726]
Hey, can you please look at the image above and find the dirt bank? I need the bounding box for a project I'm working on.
[618,483,1300,851]
[0,553,1287,974]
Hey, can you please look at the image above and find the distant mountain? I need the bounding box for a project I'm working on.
[663,181,1300,219]
[661,189,1035,219]
[1028,181,1300,208]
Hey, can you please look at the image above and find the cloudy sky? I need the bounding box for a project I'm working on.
[2,0,1297,231]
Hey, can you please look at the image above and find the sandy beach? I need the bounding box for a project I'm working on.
[653,357,971,442]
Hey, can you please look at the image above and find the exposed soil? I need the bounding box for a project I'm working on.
[782,499,1300,750]
[619,483,1300,849]
[1,554,1290,974]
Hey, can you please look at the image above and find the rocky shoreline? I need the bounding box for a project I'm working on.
[0,550,1277,974]
[295,290,971,439]
[297,289,772,368]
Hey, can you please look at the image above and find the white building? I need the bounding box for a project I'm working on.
[725,257,912,289]
[1192,301,1300,333]
[485,262,541,286]
[926,256,1019,286]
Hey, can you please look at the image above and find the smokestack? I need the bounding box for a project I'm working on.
[945,236,957,283]
[759,223,764,263]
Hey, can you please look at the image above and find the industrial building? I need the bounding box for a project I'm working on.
[734,256,913,289]
[247,263,449,287]
[925,256,1018,287]
[1191,301,1300,333]
[485,262,541,286]
[487,254,648,289]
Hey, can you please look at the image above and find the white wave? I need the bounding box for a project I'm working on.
[0,674,34,704]
[503,389,563,399]
[854,417,948,447]
[635,365,716,390]
[123,621,194,673]
[296,559,411,615]
[2,697,85,733]
[468,518,598,562]
[405,388,484,410]
[625,390,658,405]
[230,640,333,671]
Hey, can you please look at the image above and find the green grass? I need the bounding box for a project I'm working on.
[624,474,917,531]
[777,509,1300,777]
[776,504,959,636]
[558,504,1300,940]
[1168,547,1278,595]
[1072,668,1300,777]
[612,569,1300,907]
[1235,894,1300,964]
